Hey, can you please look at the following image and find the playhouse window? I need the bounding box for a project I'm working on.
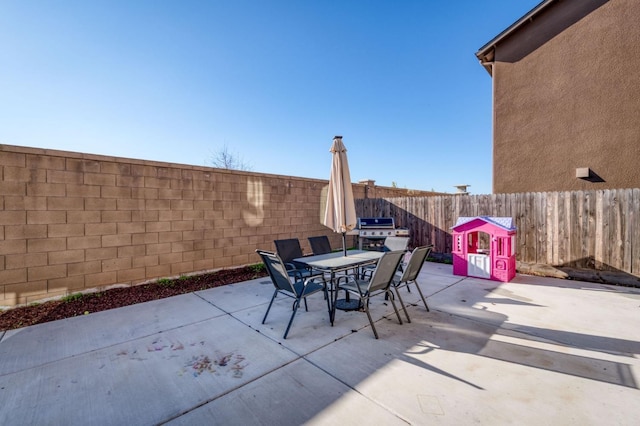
[497,238,504,256]
[511,235,516,256]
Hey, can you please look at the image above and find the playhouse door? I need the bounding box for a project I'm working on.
[467,254,490,279]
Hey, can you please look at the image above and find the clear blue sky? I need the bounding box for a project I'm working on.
[0,0,541,195]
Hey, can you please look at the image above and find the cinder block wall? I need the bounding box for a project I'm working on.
[0,144,432,307]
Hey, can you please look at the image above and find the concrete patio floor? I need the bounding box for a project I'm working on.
[1,262,639,425]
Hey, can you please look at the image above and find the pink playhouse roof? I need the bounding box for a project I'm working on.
[452,216,516,231]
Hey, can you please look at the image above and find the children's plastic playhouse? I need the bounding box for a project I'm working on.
[451,216,517,282]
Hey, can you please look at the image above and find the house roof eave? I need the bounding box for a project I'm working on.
[475,0,557,76]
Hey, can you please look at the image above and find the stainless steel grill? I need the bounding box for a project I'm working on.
[358,217,395,238]
[357,217,410,249]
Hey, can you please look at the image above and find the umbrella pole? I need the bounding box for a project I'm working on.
[342,232,347,256]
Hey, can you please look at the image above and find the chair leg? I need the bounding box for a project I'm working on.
[412,280,430,312]
[393,286,411,323]
[262,290,278,324]
[362,299,379,339]
[324,287,331,323]
[283,298,301,339]
[386,290,403,325]
[330,286,343,326]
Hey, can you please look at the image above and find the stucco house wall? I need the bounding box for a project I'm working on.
[478,0,640,193]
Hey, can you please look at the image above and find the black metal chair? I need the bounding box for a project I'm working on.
[308,236,332,255]
[256,250,330,339]
[334,250,405,339]
[273,238,313,278]
[392,245,433,323]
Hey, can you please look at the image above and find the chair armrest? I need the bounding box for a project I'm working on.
[360,268,374,280]
[303,273,327,287]
[287,269,305,280]
[285,260,312,271]
[334,273,360,288]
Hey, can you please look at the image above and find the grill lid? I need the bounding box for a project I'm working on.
[358,217,395,229]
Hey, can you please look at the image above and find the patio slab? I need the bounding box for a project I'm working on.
[167,358,408,426]
[0,314,297,425]
[1,262,639,425]
[0,292,226,375]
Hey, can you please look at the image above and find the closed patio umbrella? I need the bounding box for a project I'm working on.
[323,136,357,255]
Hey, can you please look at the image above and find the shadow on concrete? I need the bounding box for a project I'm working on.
[393,291,636,389]
[519,256,640,288]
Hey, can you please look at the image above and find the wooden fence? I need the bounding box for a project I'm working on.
[357,188,640,276]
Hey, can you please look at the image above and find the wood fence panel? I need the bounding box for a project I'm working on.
[418,196,427,248]
[358,188,638,275]
[526,193,534,262]
[569,191,581,267]
[416,196,427,248]
[547,191,558,265]
[615,189,625,271]
[633,189,640,274]
[621,189,633,272]
[443,195,453,253]
[584,190,596,269]
[582,189,593,269]
[594,190,604,269]
[607,189,619,270]
[438,196,448,253]
[516,193,525,260]
[575,190,590,268]
[495,193,502,217]
[556,192,566,265]
[515,193,524,261]
[458,194,471,219]
[431,197,440,252]
[534,192,545,265]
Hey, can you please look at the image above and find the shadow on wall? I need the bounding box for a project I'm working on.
[243,178,265,226]
[497,0,609,63]
[355,198,453,254]
[578,169,606,183]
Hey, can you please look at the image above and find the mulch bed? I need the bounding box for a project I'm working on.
[0,266,267,331]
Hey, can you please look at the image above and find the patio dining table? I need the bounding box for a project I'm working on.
[294,250,384,325]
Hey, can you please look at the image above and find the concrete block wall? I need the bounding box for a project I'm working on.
[1,144,438,307]
[0,145,329,306]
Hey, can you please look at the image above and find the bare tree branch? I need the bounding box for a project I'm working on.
[207,145,253,171]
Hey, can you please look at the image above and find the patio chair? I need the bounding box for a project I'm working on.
[308,235,332,255]
[256,250,330,339]
[382,236,410,252]
[392,245,433,323]
[334,250,405,339]
[274,238,314,278]
[362,236,410,276]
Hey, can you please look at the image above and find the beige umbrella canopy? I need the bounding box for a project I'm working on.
[323,136,357,255]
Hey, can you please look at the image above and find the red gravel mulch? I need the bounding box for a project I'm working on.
[0,266,268,331]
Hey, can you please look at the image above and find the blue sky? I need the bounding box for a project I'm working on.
[0,0,541,195]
